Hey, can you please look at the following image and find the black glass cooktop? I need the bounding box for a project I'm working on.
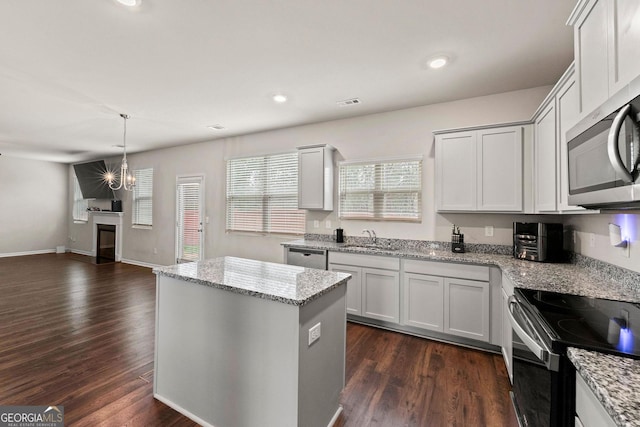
[516,288,640,359]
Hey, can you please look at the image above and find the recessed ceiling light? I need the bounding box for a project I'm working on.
[272,94,288,103]
[207,125,225,130]
[428,56,448,69]
[115,0,141,7]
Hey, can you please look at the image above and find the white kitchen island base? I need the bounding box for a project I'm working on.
[153,258,349,427]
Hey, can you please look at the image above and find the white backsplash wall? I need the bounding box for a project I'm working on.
[564,213,640,274]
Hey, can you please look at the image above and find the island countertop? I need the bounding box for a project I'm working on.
[153,256,351,306]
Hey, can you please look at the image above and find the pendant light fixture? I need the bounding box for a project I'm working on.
[106,114,135,191]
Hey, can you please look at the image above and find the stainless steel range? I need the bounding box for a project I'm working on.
[507,288,640,427]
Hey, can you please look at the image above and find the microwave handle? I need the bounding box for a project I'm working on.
[607,104,635,183]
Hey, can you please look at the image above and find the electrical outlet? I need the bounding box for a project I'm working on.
[485,226,494,237]
[313,220,319,228]
[589,233,596,248]
[308,322,321,346]
[153,248,158,254]
[325,220,331,229]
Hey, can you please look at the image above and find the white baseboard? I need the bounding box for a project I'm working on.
[70,249,93,257]
[153,394,214,427]
[328,406,344,427]
[121,258,163,269]
[0,249,55,258]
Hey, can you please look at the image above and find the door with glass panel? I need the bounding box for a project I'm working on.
[175,175,204,263]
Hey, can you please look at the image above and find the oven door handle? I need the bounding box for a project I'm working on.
[507,295,559,371]
[507,296,546,360]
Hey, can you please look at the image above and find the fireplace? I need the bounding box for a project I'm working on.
[97,224,116,263]
[91,212,123,262]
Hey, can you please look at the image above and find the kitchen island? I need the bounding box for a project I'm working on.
[153,257,351,427]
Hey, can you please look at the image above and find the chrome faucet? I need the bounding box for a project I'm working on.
[362,229,377,245]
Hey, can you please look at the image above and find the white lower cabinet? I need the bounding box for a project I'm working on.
[329,252,400,323]
[403,273,444,332]
[329,264,362,316]
[444,277,490,341]
[575,374,616,427]
[362,268,400,322]
[402,259,491,344]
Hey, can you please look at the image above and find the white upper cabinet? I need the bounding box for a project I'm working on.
[297,144,335,210]
[532,64,586,214]
[435,125,524,212]
[570,0,640,118]
[572,0,609,116]
[607,0,640,94]
[435,131,477,211]
[534,101,558,212]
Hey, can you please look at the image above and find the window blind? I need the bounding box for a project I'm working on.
[73,175,88,222]
[226,152,305,235]
[339,158,422,221]
[132,168,153,226]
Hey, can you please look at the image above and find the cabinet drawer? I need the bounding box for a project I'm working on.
[403,259,489,281]
[329,252,399,271]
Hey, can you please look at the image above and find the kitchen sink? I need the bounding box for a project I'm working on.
[343,244,398,252]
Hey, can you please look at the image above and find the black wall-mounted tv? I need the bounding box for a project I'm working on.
[73,160,115,200]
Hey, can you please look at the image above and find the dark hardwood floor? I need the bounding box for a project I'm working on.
[0,254,517,426]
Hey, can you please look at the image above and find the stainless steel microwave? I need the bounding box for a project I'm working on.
[567,77,640,209]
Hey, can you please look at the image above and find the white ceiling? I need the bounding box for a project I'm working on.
[0,0,576,163]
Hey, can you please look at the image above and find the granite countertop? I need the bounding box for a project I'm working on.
[153,256,351,307]
[283,239,640,303]
[568,348,640,427]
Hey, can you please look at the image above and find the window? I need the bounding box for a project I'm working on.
[132,168,153,227]
[73,175,88,222]
[226,152,305,235]
[339,157,422,221]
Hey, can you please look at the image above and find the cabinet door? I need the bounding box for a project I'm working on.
[329,263,362,316]
[575,0,609,116]
[402,273,444,332]
[575,374,617,427]
[362,268,400,323]
[607,0,640,94]
[557,73,585,212]
[501,287,513,383]
[534,102,558,212]
[298,147,326,209]
[444,278,490,342]
[477,126,523,212]
[435,131,477,211]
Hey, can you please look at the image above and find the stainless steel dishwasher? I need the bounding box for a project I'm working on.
[285,247,328,270]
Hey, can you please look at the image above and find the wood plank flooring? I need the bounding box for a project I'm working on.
[0,253,517,426]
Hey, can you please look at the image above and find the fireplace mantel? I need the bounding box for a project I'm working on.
[91,212,123,261]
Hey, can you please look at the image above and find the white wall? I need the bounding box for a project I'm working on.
[565,213,640,273]
[0,156,68,256]
[66,86,553,266]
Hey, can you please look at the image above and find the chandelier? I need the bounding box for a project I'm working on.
[106,113,136,191]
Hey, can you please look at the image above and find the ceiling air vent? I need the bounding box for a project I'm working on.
[336,98,362,107]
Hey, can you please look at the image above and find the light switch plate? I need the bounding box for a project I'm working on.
[485,226,494,237]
